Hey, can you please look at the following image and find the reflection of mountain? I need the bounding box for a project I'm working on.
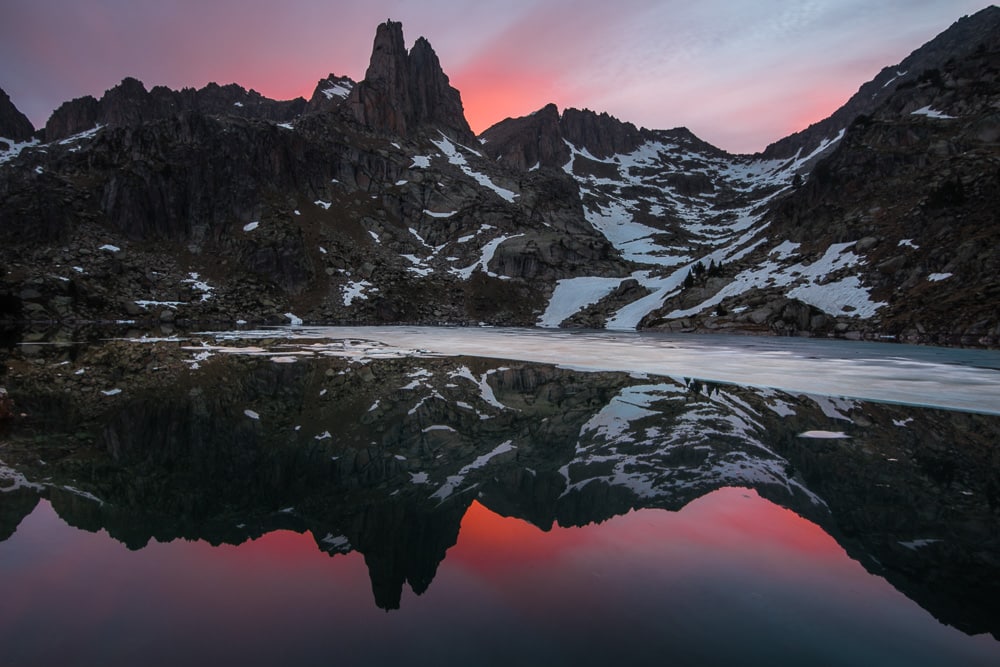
[2,345,999,634]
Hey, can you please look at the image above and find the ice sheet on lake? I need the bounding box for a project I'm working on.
[194,327,1000,416]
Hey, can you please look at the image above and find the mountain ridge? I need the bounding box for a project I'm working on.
[1,10,998,345]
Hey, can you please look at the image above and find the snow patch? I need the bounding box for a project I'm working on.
[321,82,353,99]
[798,430,849,439]
[431,134,517,202]
[911,106,956,120]
[342,280,375,306]
[539,277,623,328]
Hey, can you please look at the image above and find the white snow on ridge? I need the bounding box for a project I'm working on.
[0,137,40,165]
[321,82,353,99]
[928,272,953,282]
[666,241,885,320]
[452,234,523,280]
[430,440,517,501]
[911,106,956,120]
[243,221,259,232]
[431,134,517,202]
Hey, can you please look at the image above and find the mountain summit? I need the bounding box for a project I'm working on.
[0,88,34,142]
[347,20,475,143]
[0,10,998,345]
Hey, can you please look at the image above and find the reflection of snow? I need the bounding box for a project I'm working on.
[431,440,516,501]
[195,327,1000,416]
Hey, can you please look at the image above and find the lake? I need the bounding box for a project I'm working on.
[1,326,999,666]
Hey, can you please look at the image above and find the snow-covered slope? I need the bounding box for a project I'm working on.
[536,124,862,330]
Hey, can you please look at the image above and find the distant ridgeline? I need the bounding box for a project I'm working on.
[1,9,999,345]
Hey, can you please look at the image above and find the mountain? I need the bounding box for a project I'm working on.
[0,88,35,143]
[0,9,998,345]
[763,6,1000,161]
[43,77,308,141]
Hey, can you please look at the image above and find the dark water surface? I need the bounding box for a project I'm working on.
[1,327,999,666]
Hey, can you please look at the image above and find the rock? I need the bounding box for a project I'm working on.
[0,88,35,141]
[479,103,569,171]
[346,21,475,143]
[855,236,879,252]
[0,387,14,420]
[159,309,176,323]
[123,300,143,316]
[44,77,308,142]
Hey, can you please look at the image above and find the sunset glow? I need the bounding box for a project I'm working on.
[0,2,992,153]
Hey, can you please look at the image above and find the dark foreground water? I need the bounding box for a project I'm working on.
[1,327,999,666]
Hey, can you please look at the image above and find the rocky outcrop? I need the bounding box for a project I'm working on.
[43,77,307,141]
[479,103,570,170]
[0,88,34,142]
[763,5,1000,160]
[559,107,644,158]
[306,74,356,113]
[346,20,475,143]
[481,104,722,173]
[762,37,1000,343]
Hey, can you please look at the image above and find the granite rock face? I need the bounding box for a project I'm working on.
[0,88,35,142]
[43,77,307,142]
[347,21,475,143]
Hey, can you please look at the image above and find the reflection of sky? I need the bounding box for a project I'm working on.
[2,490,998,666]
[0,1,988,153]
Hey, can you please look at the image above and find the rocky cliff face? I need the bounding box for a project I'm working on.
[763,5,1000,161]
[480,104,654,169]
[347,21,475,144]
[43,77,307,141]
[0,88,35,143]
[306,74,356,113]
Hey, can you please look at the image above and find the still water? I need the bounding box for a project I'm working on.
[1,327,999,666]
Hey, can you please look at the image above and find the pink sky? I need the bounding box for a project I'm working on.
[0,1,990,153]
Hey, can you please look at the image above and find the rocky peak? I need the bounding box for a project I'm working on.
[0,88,35,142]
[559,107,644,159]
[480,104,647,171]
[306,74,356,113]
[347,20,475,143]
[98,77,153,128]
[43,78,307,141]
[762,5,1000,160]
[479,103,570,170]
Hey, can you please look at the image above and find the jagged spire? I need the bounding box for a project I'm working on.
[347,20,475,142]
